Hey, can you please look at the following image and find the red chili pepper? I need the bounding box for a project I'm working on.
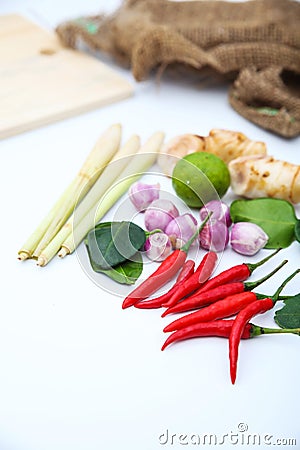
[229,268,300,384]
[191,248,281,297]
[162,319,300,351]
[134,260,195,309]
[163,291,258,332]
[162,251,218,308]
[229,298,274,384]
[162,260,287,317]
[122,249,187,308]
[122,217,210,309]
[162,320,252,350]
[176,260,196,283]
[163,266,298,332]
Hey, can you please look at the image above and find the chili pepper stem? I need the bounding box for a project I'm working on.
[145,229,163,236]
[271,268,300,302]
[251,325,300,337]
[180,213,211,253]
[247,248,281,273]
[244,259,288,291]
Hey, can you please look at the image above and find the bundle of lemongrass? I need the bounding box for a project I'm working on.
[18,124,165,266]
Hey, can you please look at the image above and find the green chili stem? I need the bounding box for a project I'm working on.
[251,325,300,337]
[145,229,164,236]
[272,268,300,302]
[245,260,287,291]
[247,248,281,273]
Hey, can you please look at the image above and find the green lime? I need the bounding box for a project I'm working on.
[172,152,230,207]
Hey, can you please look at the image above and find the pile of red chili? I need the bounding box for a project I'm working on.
[123,247,300,384]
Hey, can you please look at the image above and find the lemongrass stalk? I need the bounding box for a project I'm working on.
[37,135,141,266]
[30,124,121,262]
[58,131,165,258]
[18,124,121,261]
[17,178,78,260]
[34,123,121,259]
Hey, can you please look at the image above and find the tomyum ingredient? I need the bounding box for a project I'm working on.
[228,155,300,203]
[59,131,164,260]
[129,181,160,211]
[196,129,267,165]
[230,222,268,256]
[229,297,274,384]
[165,213,198,247]
[172,152,230,208]
[161,320,300,352]
[135,260,195,309]
[162,251,218,309]
[230,198,298,249]
[18,124,122,262]
[229,269,300,384]
[158,129,267,176]
[144,233,172,261]
[144,199,179,232]
[181,249,281,300]
[199,200,232,227]
[162,260,286,316]
[199,220,229,253]
[163,264,294,334]
[158,134,202,178]
[86,221,146,270]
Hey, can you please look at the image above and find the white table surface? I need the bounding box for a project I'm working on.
[1,1,300,450]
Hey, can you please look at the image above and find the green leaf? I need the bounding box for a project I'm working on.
[94,254,143,285]
[275,294,300,329]
[230,198,297,248]
[100,256,143,285]
[86,238,143,285]
[295,220,300,243]
[86,221,146,270]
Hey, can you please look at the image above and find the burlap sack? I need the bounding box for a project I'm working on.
[56,0,300,138]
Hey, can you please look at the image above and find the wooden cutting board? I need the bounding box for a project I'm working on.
[0,14,133,140]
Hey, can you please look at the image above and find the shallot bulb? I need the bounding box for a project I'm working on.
[144,199,179,232]
[144,233,172,261]
[165,213,198,246]
[230,222,268,256]
[199,220,229,253]
[129,182,160,211]
[199,200,232,227]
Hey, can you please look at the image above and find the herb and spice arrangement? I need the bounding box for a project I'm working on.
[18,124,300,384]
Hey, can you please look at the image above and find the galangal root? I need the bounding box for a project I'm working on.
[157,129,267,176]
[158,129,300,204]
[229,155,300,204]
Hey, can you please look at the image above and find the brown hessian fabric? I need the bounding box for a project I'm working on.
[56,0,300,138]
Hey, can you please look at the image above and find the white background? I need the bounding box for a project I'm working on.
[1,1,300,450]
